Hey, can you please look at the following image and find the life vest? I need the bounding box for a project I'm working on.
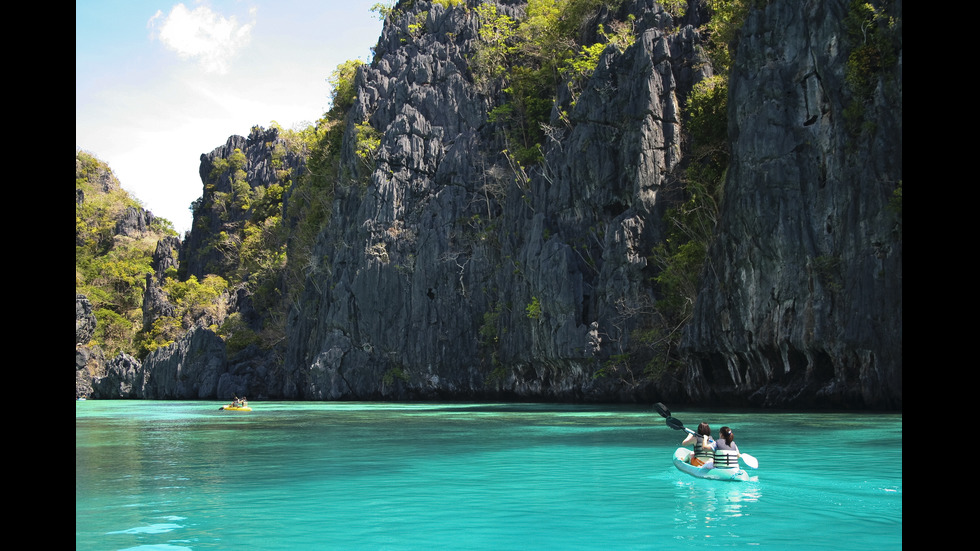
[693,437,714,461]
[713,449,739,468]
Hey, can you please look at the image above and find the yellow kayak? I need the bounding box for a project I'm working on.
[219,404,252,411]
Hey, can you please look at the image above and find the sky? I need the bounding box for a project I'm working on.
[76,0,387,235]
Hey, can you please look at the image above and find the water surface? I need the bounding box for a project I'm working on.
[76,401,901,550]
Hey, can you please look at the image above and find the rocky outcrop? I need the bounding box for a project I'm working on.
[115,206,158,237]
[142,236,181,331]
[76,294,97,345]
[681,0,902,408]
[86,329,269,401]
[75,153,120,199]
[76,295,100,399]
[180,125,306,280]
[91,353,142,399]
[76,342,104,399]
[138,326,228,399]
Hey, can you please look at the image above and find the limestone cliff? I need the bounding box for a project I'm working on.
[81,0,902,409]
[681,0,902,408]
[281,0,710,401]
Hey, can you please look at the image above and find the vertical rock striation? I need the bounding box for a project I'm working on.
[285,0,709,401]
[681,0,902,408]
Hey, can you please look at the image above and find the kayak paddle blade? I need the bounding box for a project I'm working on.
[654,402,671,419]
[665,416,686,431]
[741,453,759,469]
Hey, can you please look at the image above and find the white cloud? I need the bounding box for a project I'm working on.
[149,3,255,74]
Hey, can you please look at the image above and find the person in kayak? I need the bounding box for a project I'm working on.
[681,422,715,466]
[712,426,741,468]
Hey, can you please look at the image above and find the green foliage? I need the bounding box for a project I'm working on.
[76,151,177,356]
[660,0,688,19]
[563,41,606,96]
[685,76,729,151]
[136,316,181,358]
[239,215,286,282]
[701,0,758,72]
[843,0,900,137]
[93,308,134,356]
[598,14,635,52]
[478,301,507,374]
[219,312,262,355]
[355,122,382,171]
[382,367,411,385]
[479,303,504,348]
[408,10,429,40]
[283,59,366,308]
[471,2,519,91]
[637,26,734,373]
[163,274,229,312]
[651,239,706,322]
[433,0,465,8]
[525,296,543,320]
[370,2,397,21]
[328,60,364,117]
[134,274,231,356]
[472,0,632,165]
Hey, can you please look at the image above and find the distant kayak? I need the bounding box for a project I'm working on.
[219,404,252,412]
[672,447,750,482]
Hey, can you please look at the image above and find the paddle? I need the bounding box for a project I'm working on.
[654,402,758,469]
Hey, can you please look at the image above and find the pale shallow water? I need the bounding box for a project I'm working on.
[76,401,901,550]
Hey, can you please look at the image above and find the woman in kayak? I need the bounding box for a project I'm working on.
[712,426,741,468]
[681,422,715,466]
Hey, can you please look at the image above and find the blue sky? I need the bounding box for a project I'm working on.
[76,1,386,234]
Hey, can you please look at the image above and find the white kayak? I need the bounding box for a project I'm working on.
[672,447,751,482]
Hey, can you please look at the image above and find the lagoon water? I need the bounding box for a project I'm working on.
[76,401,901,550]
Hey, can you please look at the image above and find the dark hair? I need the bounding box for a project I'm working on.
[719,426,734,445]
[697,422,711,436]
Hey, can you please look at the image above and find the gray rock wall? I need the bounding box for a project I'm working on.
[681,0,902,408]
[84,0,901,409]
[284,0,707,401]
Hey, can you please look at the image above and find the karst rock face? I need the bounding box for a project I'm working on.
[282,0,712,401]
[87,1,900,408]
[680,0,902,408]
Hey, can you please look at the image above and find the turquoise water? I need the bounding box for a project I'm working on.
[76,401,901,550]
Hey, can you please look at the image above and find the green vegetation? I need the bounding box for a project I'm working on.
[354,122,382,172]
[843,0,901,137]
[382,366,411,385]
[283,59,365,304]
[525,296,543,320]
[472,0,631,165]
[478,301,506,372]
[432,0,465,9]
[641,0,751,374]
[370,1,397,21]
[76,151,178,357]
[82,58,368,363]
[137,274,231,356]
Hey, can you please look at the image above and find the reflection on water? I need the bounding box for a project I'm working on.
[674,478,763,521]
[674,477,762,516]
[671,479,764,546]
